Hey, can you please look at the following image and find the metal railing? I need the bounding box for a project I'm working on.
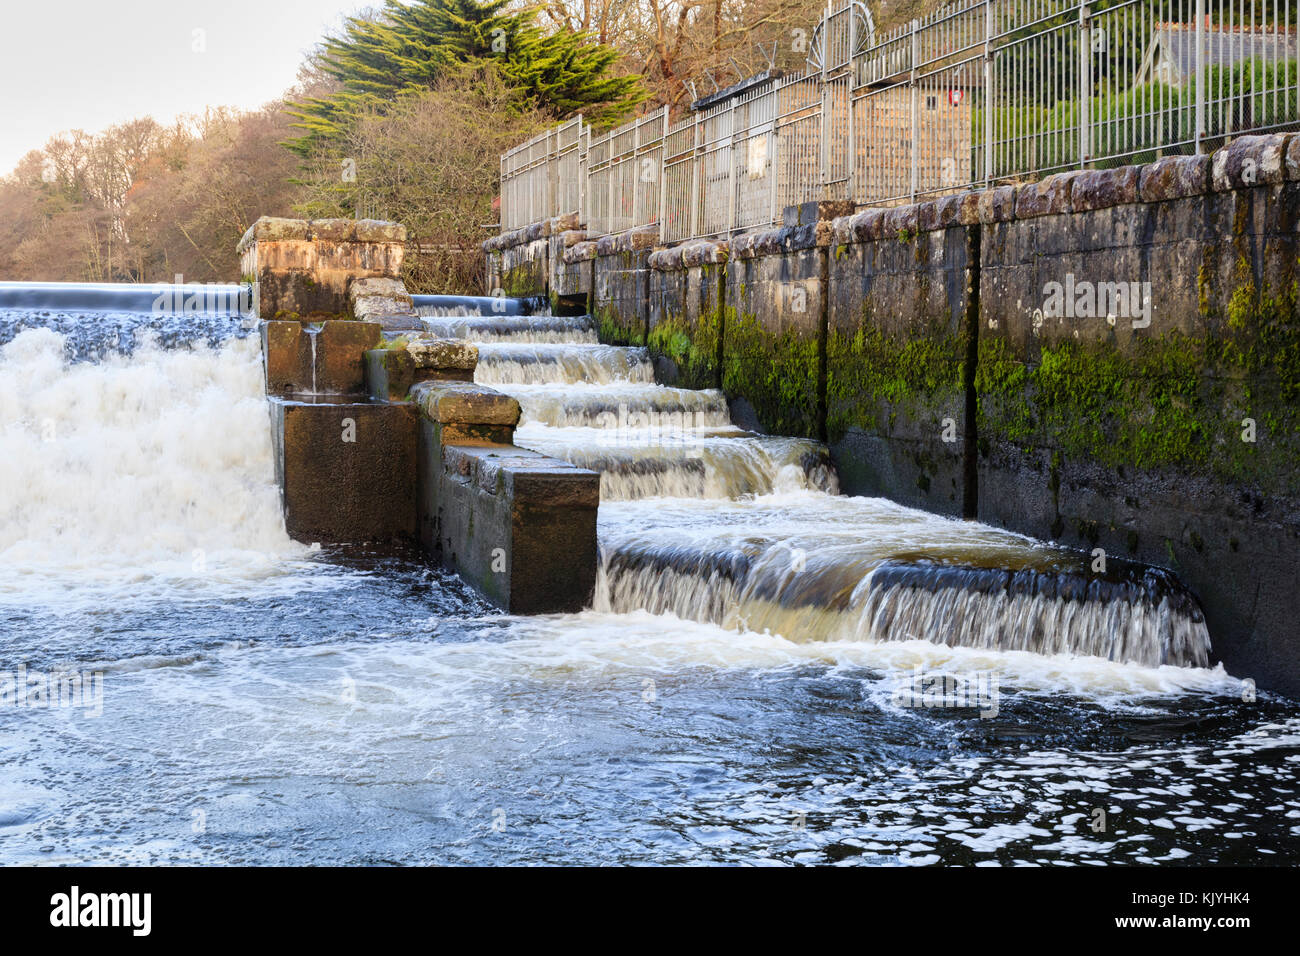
[500,0,1300,241]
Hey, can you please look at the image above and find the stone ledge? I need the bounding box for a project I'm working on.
[818,133,1296,256]
[238,217,407,254]
[485,212,583,253]
[412,380,521,427]
[563,240,599,263]
[648,239,729,271]
[1212,132,1293,191]
[407,339,478,371]
[442,444,600,507]
[1014,170,1082,218]
[1072,165,1141,211]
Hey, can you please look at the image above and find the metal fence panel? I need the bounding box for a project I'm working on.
[499,0,1300,239]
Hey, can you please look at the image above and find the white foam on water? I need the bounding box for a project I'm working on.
[0,328,332,607]
[594,492,1213,668]
[474,343,654,385]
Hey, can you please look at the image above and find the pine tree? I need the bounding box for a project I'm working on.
[286,0,643,156]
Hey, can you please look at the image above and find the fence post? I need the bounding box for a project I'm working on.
[820,0,832,195]
[549,127,559,219]
[632,117,642,230]
[984,0,994,185]
[910,18,919,201]
[848,2,856,202]
[727,103,738,235]
[690,112,701,240]
[770,87,780,227]
[657,107,668,241]
[1079,3,1092,168]
[1194,0,1206,153]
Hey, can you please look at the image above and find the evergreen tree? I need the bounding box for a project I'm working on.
[287,0,643,156]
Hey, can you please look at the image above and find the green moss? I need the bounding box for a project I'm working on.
[646,303,726,390]
[976,267,1300,491]
[722,310,822,437]
[826,317,965,442]
[595,304,645,346]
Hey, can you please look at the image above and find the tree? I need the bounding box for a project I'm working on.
[295,61,549,293]
[286,0,644,156]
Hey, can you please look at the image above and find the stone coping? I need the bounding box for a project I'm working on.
[411,380,520,427]
[406,339,478,371]
[441,444,600,505]
[238,216,407,254]
[505,133,1299,269]
[484,212,582,252]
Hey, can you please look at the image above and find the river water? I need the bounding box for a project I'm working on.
[0,289,1296,865]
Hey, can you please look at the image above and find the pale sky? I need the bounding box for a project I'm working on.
[0,0,371,175]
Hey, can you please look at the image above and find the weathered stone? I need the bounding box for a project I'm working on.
[729,232,757,260]
[560,229,587,247]
[755,228,786,255]
[917,195,965,233]
[421,439,599,613]
[354,219,408,243]
[349,277,408,300]
[269,399,417,543]
[882,203,920,238]
[238,216,309,254]
[1211,133,1291,191]
[956,190,983,225]
[565,241,598,263]
[552,212,581,233]
[648,247,684,271]
[1138,153,1211,202]
[413,380,521,427]
[314,320,382,394]
[976,184,1018,223]
[352,298,413,322]
[1287,136,1300,180]
[261,320,310,394]
[407,339,478,371]
[308,219,357,242]
[364,348,416,402]
[849,208,887,242]
[241,217,407,320]
[1014,171,1079,218]
[679,240,727,267]
[627,224,659,251]
[783,200,855,228]
[1071,166,1140,211]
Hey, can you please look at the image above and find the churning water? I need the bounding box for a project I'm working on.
[0,291,1297,865]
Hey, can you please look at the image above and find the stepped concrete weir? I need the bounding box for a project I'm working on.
[252,217,599,612]
[484,132,1300,692]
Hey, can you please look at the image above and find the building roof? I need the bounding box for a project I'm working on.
[1137,24,1297,85]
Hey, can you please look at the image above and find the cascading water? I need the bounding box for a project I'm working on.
[0,287,327,607]
[432,303,1212,668]
[2,286,1295,867]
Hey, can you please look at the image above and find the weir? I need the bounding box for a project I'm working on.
[484,133,1300,691]
[236,207,1215,669]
